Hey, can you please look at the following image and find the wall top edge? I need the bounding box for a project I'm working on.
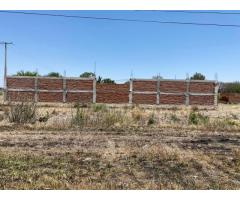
[131,78,216,83]
[6,76,95,80]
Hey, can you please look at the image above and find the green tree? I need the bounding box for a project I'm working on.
[101,78,115,84]
[190,72,205,80]
[80,72,95,78]
[47,72,62,77]
[15,70,39,76]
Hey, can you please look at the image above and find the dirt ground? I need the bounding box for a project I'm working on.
[0,95,239,189]
[0,128,239,189]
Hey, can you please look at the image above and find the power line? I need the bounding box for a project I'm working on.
[145,10,240,15]
[1,10,240,28]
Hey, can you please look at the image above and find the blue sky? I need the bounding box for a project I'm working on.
[0,10,240,86]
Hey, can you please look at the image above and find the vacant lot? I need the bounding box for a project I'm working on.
[0,96,239,189]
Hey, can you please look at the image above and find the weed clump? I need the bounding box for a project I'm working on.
[7,101,37,124]
[147,113,155,126]
[71,105,88,127]
[188,111,209,125]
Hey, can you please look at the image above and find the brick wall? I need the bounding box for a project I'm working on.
[7,77,35,89]
[7,91,35,101]
[6,77,217,106]
[219,93,240,104]
[6,77,94,104]
[160,94,185,105]
[66,92,93,103]
[189,95,214,105]
[38,78,63,90]
[160,81,186,93]
[96,84,129,103]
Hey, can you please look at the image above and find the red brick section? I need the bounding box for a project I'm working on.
[38,92,63,102]
[189,82,215,93]
[66,92,93,103]
[133,81,157,91]
[220,93,240,104]
[160,81,186,93]
[96,84,129,103]
[133,94,156,104]
[6,77,216,105]
[189,95,214,105]
[38,78,63,90]
[7,77,35,89]
[66,79,93,90]
[7,91,35,101]
[160,94,186,105]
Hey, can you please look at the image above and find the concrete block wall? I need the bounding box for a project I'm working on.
[5,76,218,106]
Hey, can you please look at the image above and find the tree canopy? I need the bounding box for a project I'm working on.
[190,73,206,80]
[79,72,95,78]
[47,72,62,77]
[101,78,115,84]
[14,70,39,77]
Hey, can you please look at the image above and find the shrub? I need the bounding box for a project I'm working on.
[147,113,155,126]
[7,101,37,124]
[188,111,209,125]
[170,113,180,123]
[71,105,87,127]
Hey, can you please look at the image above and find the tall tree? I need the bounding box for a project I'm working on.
[190,72,206,80]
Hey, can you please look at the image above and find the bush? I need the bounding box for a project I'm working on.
[147,113,155,126]
[170,113,180,123]
[222,82,240,93]
[7,102,37,124]
[188,111,209,125]
[71,105,88,127]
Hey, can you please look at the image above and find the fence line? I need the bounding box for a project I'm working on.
[5,76,218,106]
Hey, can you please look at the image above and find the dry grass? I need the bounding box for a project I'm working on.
[0,129,239,189]
[0,101,240,189]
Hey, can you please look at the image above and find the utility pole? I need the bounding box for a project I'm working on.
[0,42,13,101]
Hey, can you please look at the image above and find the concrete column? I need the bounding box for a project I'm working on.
[185,79,190,106]
[157,79,160,105]
[63,77,66,103]
[4,77,7,102]
[93,77,96,103]
[214,82,219,106]
[34,77,38,103]
[129,79,133,104]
